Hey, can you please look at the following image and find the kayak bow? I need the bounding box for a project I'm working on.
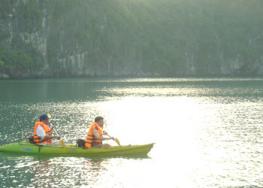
[0,142,154,158]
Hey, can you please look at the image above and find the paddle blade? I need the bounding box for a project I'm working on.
[59,139,65,146]
[47,113,52,119]
[114,138,121,146]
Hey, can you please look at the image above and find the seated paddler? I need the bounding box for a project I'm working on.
[84,116,116,149]
[32,114,60,144]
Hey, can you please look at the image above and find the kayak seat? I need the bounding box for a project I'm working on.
[28,136,35,144]
[76,139,86,148]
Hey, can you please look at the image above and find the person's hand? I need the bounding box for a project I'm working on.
[47,132,52,137]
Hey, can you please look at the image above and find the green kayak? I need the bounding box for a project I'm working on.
[0,142,154,158]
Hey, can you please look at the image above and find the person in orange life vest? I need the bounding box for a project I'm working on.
[85,116,114,148]
[33,114,60,144]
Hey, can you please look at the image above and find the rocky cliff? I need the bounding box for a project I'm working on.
[0,0,263,78]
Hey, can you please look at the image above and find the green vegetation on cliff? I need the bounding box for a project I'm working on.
[0,0,263,78]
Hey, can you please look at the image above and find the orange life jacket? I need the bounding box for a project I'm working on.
[33,121,52,144]
[85,122,103,148]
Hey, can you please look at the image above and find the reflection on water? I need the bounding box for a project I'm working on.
[31,158,107,187]
[0,78,263,187]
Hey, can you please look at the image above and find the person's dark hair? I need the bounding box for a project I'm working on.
[95,116,104,122]
[39,114,48,121]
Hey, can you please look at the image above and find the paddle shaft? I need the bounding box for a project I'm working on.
[105,134,120,146]
[50,123,60,137]
[49,123,64,145]
[52,126,60,137]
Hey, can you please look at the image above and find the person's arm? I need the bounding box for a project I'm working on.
[103,130,109,136]
[36,126,59,141]
[103,130,115,140]
[93,129,113,140]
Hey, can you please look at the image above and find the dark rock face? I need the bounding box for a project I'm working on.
[0,0,263,78]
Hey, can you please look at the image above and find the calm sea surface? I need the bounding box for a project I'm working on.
[0,78,263,188]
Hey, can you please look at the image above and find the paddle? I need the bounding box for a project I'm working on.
[50,123,65,146]
[104,132,121,146]
[113,137,121,146]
